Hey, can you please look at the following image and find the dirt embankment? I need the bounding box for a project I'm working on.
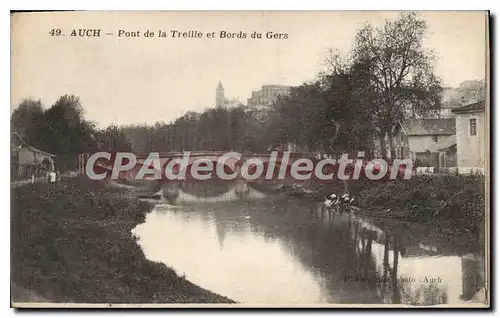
[11,178,234,304]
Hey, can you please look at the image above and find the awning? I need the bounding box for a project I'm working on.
[427,135,457,152]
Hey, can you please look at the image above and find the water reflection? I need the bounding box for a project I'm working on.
[132,199,484,305]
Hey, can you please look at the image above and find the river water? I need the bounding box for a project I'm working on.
[131,194,484,305]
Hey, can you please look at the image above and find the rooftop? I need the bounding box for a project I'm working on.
[25,146,56,157]
[11,131,26,147]
[427,135,457,152]
[401,118,456,136]
[451,100,486,114]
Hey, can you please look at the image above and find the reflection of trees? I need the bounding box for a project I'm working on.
[379,234,452,306]
[400,281,448,306]
[243,202,454,305]
[381,236,389,300]
[210,199,381,303]
[205,199,473,305]
[205,205,255,248]
[391,237,401,304]
[214,219,230,248]
[460,253,484,301]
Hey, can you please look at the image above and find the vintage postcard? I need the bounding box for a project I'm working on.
[10,10,490,308]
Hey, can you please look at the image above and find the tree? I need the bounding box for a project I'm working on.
[10,99,44,145]
[95,125,132,152]
[37,95,96,169]
[347,12,443,159]
[318,67,376,155]
[266,67,376,156]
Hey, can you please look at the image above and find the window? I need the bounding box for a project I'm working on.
[433,135,438,142]
[470,118,477,136]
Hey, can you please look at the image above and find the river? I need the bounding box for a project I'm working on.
[131,194,485,305]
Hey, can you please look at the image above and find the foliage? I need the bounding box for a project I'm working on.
[122,106,268,153]
[111,13,442,157]
[11,95,96,171]
[36,95,96,157]
[342,12,443,158]
[357,174,485,236]
[10,99,44,146]
[94,125,133,152]
[266,62,378,155]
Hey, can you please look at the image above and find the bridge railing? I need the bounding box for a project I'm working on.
[133,151,318,159]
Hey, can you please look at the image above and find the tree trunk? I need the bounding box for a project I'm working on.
[327,120,342,154]
[388,130,396,160]
[391,237,402,304]
[378,132,387,160]
[382,236,389,296]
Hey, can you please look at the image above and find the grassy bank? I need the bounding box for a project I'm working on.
[11,178,234,304]
[309,174,485,234]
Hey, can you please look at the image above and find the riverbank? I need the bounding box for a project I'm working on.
[11,178,234,304]
[310,174,485,244]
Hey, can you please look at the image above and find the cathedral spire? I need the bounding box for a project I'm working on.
[216,81,225,108]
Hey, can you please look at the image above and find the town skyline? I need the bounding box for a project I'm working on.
[11,11,487,128]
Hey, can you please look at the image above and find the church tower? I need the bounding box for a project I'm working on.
[216,81,225,108]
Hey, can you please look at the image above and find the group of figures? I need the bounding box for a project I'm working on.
[322,193,356,215]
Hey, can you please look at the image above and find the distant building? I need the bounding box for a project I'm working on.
[403,80,485,120]
[246,84,291,108]
[215,81,244,109]
[216,81,225,108]
[372,80,486,174]
[440,80,486,117]
[393,118,456,170]
[452,100,486,174]
[389,100,486,174]
[223,98,245,109]
[244,84,292,120]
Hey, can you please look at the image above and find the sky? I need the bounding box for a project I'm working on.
[11,11,488,128]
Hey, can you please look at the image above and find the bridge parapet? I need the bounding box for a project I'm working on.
[87,150,320,183]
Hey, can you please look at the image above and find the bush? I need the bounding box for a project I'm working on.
[356,174,485,234]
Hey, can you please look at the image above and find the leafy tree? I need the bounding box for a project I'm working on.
[347,12,443,158]
[10,99,44,145]
[266,66,376,156]
[95,125,132,152]
[36,95,96,169]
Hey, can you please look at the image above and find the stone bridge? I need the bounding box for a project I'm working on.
[87,151,322,202]
[91,151,319,182]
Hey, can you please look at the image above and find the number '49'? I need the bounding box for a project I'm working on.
[49,29,62,36]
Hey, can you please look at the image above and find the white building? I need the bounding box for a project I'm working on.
[451,100,486,174]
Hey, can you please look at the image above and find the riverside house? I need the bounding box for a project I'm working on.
[451,100,486,174]
[11,132,56,180]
